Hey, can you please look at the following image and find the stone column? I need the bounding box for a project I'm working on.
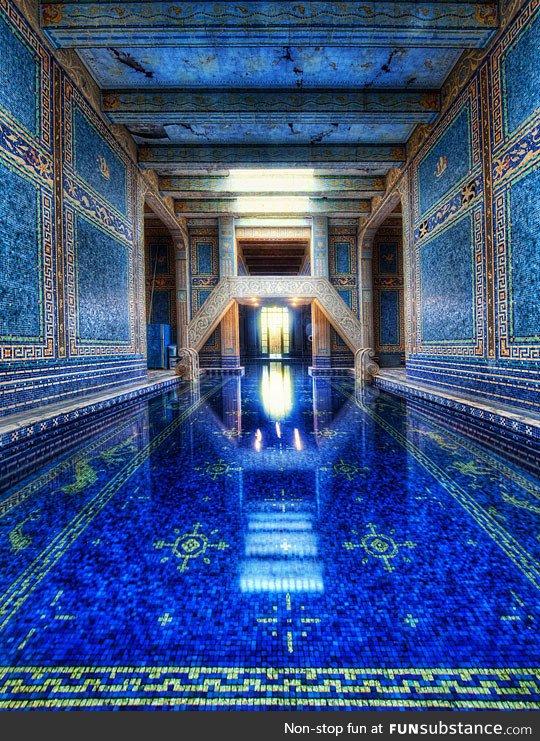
[311,216,330,371]
[171,223,190,350]
[221,301,241,369]
[218,216,240,368]
[359,232,374,349]
[311,215,329,278]
[219,215,237,277]
[311,302,331,369]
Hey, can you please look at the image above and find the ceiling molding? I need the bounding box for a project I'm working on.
[140,144,406,170]
[40,2,497,48]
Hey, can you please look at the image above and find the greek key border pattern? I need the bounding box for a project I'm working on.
[490,0,540,152]
[412,79,481,226]
[0,190,55,360]
[0,0,52,151]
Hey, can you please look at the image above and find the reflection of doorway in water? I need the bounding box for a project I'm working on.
[261,307,290,358]
[261,363,293,420]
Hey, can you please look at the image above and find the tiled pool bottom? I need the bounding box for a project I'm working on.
[0,364,539,710]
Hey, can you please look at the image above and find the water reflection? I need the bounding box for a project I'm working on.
[261,363,293,420]
[240,474,324,594]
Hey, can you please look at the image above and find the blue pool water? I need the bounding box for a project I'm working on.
[0,364,539,710]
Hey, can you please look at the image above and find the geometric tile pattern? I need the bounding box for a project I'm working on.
[329,227,357,358]
[419,212,476,344]
[491,4,540,362]
[0,1,54,364]
[373,222,405,360]
[1,371,539,710]
[0,665,538,710]
[189,225,221,360]
[0,0,145,414]
[406,2,540,406]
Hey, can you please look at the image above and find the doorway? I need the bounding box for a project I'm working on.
[261,307,290,358]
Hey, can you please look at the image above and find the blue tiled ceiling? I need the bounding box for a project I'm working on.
[79,46,460,90]
[39,1,498,190]
[78,45,461,146]
[155,123,415,146]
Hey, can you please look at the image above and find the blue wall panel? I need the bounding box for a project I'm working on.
[150,290,171,326]
[502,11,540,138]
[196,242,214,275]
[0,0,146,420]
[508,167,540,341]
[420,214,474,344]
[335,242,351,274]
[149,243,170,275]
[379,291,400,347]
[198,289,212,309]
[417,106,471,217]
[337,289,352,309]
[73,107,128,216]
[75,216,130,344]
[378,242,398,274]
[0,14,37,136]
[0,162,41,340]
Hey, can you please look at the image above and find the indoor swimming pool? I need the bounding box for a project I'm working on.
[0,364,539,710]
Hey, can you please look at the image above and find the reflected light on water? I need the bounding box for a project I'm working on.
[293,428,303,451]
[254,428,262,452]
[261,363,293,420]
[239,560,324,593]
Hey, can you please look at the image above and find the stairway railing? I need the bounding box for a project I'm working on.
[185,277,380,380]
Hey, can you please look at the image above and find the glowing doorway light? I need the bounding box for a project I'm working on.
[235,196,311,213]
[261,363,293,420]
[228,168,316,193]
[261,306,290,357]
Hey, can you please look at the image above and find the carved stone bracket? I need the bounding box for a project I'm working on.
[176,347,200,381]
[355,348,380,382]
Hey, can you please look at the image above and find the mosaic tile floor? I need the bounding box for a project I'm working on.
[0,364,539,710]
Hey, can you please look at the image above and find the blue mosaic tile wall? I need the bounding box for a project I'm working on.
[0,0,146,418]
[0,14,37,137]
[196,242,214,275]
[75,216,131,344]
[379,290,400,347]
[502,11,540,138]
[420,213,474,344]
[189,225,221,363]
[417,106,472,218]
[329,226,357,363]
[144,223,177,343]
[406,2,540,409]
[508,167,540,341]
[149,290,171,326]
[373,220,404,366]
[0,161,41,341]
[73,107,127,217]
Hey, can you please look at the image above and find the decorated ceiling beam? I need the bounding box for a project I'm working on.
[159,175,386,199]
[40,2,497,48]
[139,145,406,170]
[174,198,371,216]
[102,90,440,125]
